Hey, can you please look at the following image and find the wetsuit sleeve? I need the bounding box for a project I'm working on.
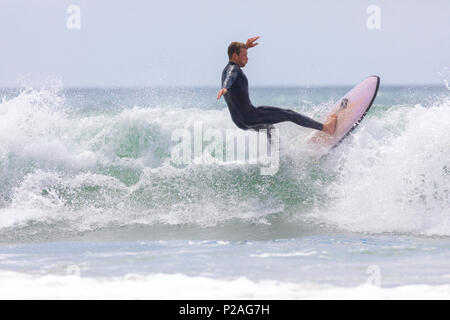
[222,65,239,89]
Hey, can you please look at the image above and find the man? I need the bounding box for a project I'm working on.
[217,36,337,140]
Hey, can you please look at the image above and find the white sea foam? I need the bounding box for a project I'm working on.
[312,101,450,236]
[1,271,450,299]
[250,251,317,258]
[1,85,450,239]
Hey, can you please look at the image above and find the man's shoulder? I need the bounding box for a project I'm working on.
[225,62,241,72]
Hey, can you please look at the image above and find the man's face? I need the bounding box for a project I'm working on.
[234,48,248,67]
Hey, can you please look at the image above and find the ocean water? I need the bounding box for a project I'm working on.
[0,81,449,299]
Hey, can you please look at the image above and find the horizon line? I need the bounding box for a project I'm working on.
[0,83,448,90]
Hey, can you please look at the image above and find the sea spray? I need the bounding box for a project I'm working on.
[0,84,449,242]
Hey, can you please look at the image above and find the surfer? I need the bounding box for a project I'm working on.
[217,36,337,140]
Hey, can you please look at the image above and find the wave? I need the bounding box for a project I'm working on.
[313,99,450,236]
[0,84,449,241]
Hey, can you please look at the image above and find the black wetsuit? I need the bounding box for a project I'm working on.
[221,61,324,134]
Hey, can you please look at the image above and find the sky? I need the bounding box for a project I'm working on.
[0,0,449,87]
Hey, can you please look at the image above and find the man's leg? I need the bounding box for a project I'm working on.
[249,106,324,131]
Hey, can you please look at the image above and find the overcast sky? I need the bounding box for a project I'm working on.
[0,0,449,87]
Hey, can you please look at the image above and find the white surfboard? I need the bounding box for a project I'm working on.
[308,76,380,153]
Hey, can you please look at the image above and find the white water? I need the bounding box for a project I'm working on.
[0,86,450,240]
[314,101,450,236]
[2,270,450,299]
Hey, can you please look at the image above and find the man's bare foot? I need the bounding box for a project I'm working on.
[322,115,337,135]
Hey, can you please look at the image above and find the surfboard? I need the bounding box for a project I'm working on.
[308,75,380,153]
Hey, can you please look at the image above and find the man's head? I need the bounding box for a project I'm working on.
[228,42,248,67]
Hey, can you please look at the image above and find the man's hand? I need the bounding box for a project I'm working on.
[246,36,260,49]
[217,88,228,100]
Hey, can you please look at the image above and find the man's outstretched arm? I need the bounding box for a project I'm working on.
[246,36,259,49]
[218,63,239,99]
[217,88,228,100]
